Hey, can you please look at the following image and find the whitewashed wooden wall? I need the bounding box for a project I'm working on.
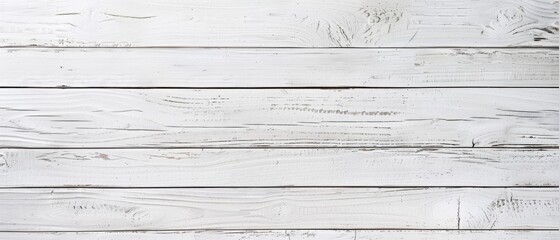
[0,0,558,239]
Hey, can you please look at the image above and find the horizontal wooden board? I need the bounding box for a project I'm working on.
[1,0,558,47]
[0,89,557,148]
[2,48,559,87]
[2,148,558,187]
[1,188,558,230]
[2,230,559,240]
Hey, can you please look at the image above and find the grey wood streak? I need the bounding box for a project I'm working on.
[0,89,557,148]
[1,188,558,230]
[2,230,559,240]
[1,149,558,187]
[1,0,558,47]
[2,48,559,87]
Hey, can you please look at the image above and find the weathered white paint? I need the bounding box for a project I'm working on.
[1,148,558,187]
[1,0,558,236]
[1,188,558,230]
[2,230,559,240]
[1,0,558,47]
[1,48,559,87]
[0,89,557,148]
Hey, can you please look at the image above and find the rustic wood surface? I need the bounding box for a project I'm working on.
[1,48,559,87]
[1,148,558,187]
[1,0,558,238]
[2,188,559,230]
[0,89,557,148]
[1,0,558,47]
[2,230,559,240]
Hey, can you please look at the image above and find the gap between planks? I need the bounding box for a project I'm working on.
[3,46,559,49]
[3,187,559,189]
[2,147,559,149]
[2,87,559,89]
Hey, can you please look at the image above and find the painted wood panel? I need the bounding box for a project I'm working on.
[0,89,557,148]
[2,230,559,240]
[1,0,558,47]
[2,48,559,87]
[1,188,558,230]
[1,148,558,187]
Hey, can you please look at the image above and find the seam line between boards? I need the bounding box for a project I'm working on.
[1,87,559,89]
[2,46,559,49]
[2,186,559,189]
[1,146,558,150]
[0,229,558,233]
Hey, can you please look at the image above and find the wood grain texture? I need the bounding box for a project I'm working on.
[1,0,558,47]
[0,89,557,148]
[2,230,559,240]
[1,188,558,230]
[1,148,558,187]
[2,48,559,87]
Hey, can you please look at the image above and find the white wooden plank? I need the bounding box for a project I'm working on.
[1,148,558,187]
[0,89,557,148]
[1,188,558,230]
[2,230,559,240]
[2,48,559,87]
[1,0,558,47]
